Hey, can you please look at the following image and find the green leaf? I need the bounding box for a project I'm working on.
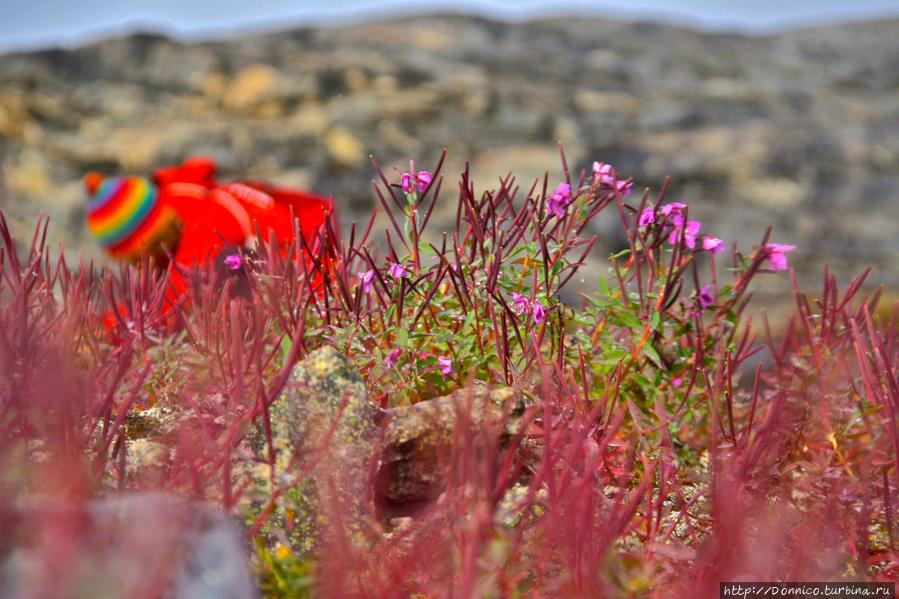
[642,342,663,368]
[599,348,628,365]
[586,295,611,310]
[630,372,654,394]
[278,335,293,365]
[597,274,611,296]
[614,310,643,330]
[417,242,437,259]
[462,310,476,331]
[395,327,409,347]
[551,260,564,276]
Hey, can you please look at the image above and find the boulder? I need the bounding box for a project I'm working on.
[0,493,258,599]
[254,346,525,546]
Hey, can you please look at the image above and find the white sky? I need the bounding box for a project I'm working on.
[0,0,897,52]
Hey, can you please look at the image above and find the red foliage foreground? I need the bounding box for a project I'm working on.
[1,153,897,596]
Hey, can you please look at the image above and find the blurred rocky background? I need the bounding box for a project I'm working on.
[0,13,897,313]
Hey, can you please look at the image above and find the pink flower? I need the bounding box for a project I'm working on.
[638,207,655,227]
[697,285,714,310]
[511,292,547,325]
[358,269,375,293]
[659,202,686,217]
[390,262,406,280]
[593,161,612,181]
[532,300,546,324]
[668,217,702,249]
[690,284,716,317]
[593,161,632,196]
[546,182,572,218]
[400,171,414,193]
[762,244,796,271]
[224,254,242,270]
[385,347,401,369]
[614,179,633,197]
[400,161,432,193]
[702,236,725,254]
[511,292,530,316]
[437,356,453,375]
[414,170,432,192]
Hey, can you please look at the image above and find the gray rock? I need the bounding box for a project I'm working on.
[0,14,896,308]
[375,386,525,520]
[0,493,258,599]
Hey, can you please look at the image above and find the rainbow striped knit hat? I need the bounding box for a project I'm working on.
[85,173,181,261]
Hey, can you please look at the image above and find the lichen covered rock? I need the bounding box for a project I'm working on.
[246,346,526,550]
[374,386,524,519]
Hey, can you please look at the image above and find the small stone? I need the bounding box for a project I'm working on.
[0,91,29,140]
[288,103,330,136]
[323,127,366,168]
[124,406,175,440]
[131,440,168,466]
[3,151,52,198]
[372,74,398,96]
[342,67,369,92]
[128,440,170,486]
[223,64,278,113]
[410,28,454,52]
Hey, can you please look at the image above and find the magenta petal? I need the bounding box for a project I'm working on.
[224,254,242,270]
[768,253,788,270]
[763,244,795,270]
[385,348,401,368]
[703,237,725,254]
[358,270,374,292]
[390,263,406,280]
[437,356,452,375]
[416,171,432,192]
[533,301,546,324]
[659,202,686,216]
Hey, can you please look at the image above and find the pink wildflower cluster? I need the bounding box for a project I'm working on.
[511,292,546,325]
[545,183,572,218]
[399,161,432,194]
[544,161,631,219]
[638,202,724,253]
[359,263,407,292]
[593,161,633,196]
[638,203,795,270]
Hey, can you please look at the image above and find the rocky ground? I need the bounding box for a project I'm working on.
[0,13,897,312]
